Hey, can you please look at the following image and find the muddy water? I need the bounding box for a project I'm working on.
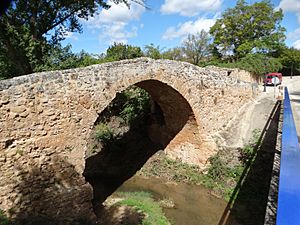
[117,176,227,225]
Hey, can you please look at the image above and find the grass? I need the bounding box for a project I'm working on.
[139,130,261,201]
[140,153,247,201]
[117,191,172,225]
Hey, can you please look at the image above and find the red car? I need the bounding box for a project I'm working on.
[264,73,282,85]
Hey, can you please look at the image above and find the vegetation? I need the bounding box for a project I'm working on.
[117,191,172,225]
[94,123,114,143]
[182,30,211,65]
[0,210,9,225]
[204,54,283,77]
[0,0,146,78]
[106,42,143,61]
[210,0,285,60]
[93,85,150,145]
[139,130,261,201]
[119,87,151,125]
[161,47,183,61]
[279,47,300,76]
[144,44,163,60]
[1,0,299,80]
[35,44,102,72]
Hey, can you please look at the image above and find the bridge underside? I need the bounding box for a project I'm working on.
[84,80,201,215]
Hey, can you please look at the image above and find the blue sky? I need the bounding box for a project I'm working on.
[61,0,300,54]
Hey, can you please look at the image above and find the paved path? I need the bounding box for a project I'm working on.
[282,76,300,140]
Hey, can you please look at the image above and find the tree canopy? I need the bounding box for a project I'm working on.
[278,47,300,76]
[182,30,211,65]
[279,47,300,69]
[210,0,286,60]
[0,0,146,78]
[144,44,163,59]
[106,42,143,61]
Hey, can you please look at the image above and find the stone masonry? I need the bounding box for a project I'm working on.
[0,58,258,222]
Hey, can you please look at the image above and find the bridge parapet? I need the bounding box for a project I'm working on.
[276,87,300,224]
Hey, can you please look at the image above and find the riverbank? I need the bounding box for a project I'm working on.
[96,135,257,225]
[97,191,172,225]
[101,174,228,225]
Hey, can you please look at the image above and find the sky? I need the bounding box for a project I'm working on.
[61,0,300,54]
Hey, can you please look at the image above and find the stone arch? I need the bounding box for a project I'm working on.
[84,61,214,167]
[88,75,202,153]
[88,61,203,131]
[83,78,203,215]
[136,79,198,146]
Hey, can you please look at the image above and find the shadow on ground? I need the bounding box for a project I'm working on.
[219,100,281,225]
[83,125,162,217]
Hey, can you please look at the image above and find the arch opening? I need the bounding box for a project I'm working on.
[83,79,199,216]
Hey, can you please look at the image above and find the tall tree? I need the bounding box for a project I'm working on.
[210,0,285,60]
[162,47,183,61]
[144,44,162,59]
[279,47,300,77]
[106,42,143,61]
[238,54,282,76]
[182,30,211,65]
[34,44,102,72]
[0,0,146,78]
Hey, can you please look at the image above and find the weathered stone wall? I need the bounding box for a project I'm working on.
[0,58,258,222]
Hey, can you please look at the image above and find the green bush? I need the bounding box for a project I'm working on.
[94,123,113,142]
[120,104,136,124]
[207,154,230,181]
[240,129,261,164]
[119,86,150,125]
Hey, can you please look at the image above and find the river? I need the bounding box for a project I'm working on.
[116,176,227,225]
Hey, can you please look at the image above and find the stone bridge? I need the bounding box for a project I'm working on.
[0,58,257,222]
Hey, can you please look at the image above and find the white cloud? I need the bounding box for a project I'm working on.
[278,0,300,22]
[63,31,78,41]
[162,16,218,40]
[293,39,300,49]
[82,1,145,44]
[288,27,300,40]
[99,25,138,44]
[160,0,223,16]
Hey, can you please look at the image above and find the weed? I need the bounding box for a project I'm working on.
[240,129,261,164]
[119,87,150,125]
[90,144,98,154]
[16,149,23,156]
[139,129,262,201]
[94,123,113,143]
[207,153,230,181]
